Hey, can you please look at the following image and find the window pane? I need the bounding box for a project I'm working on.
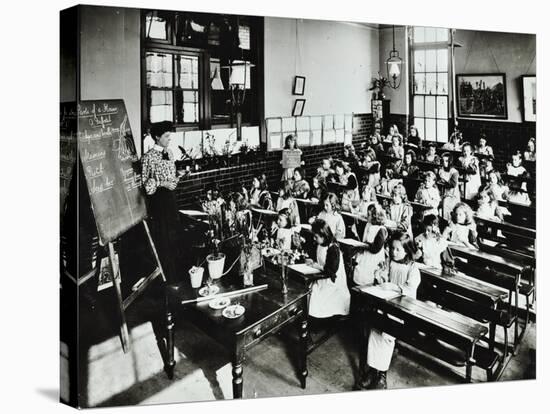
[436,73,448,95]
[437,49,448,72]
[425,27,436,43]
[414,96,424,117]
[414,73,426,94]
[426,73,437,95]
[414,50,425,73]
[425,118,436,141]
[145,12,168,41]
[175,90,198,124]
[436,28,449,42]
[414,118,425,139]
[414,27,425,43]
[436,96,448,119]
[426,50,437,72]
[148,90,173,123]
[178,55,199,89]
[210,58,230,124]
[425,96,436,118]
[437,120,448,143]
[146,52,173,88]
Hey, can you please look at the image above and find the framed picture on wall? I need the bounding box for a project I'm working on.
[293,76,306,95]
[292,99,306,116]
[456,73,507,119]
[521,75,536,122]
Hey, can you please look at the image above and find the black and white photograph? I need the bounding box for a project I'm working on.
[48,0,544,411]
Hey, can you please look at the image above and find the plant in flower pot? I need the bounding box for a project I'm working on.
[206,236,225,281]
[369,72,390,100]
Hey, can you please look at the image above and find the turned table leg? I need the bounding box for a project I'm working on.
[299,317,309,389]
[232,356,244,399]
[165,310,175,379]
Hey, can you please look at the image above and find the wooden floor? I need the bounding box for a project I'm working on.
[74,285,536,408]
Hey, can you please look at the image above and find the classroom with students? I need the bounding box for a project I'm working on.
[60,4,537,407]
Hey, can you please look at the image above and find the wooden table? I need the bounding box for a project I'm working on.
[164,272,310,399]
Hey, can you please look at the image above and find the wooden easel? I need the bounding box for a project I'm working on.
[104,220,166,353]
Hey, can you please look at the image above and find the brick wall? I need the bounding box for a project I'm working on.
[455,119,536,171]
[174,113,373,209]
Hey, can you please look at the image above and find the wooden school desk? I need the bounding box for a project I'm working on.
[352,286,497,382]
[164,272,310,399]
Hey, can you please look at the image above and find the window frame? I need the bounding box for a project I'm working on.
[140,10,264,148]
[409,27,451,143]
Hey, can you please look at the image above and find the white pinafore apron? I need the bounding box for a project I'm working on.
[309,244,351,318]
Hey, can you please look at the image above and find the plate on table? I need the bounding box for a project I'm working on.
[222,304,245,319]
[198,285,220,297]
[209,296,231,310]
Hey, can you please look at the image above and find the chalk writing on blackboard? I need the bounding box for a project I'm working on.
[77,100,147,244]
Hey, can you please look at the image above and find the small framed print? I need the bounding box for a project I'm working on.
[292,99,306,117]
[293,76,306,95]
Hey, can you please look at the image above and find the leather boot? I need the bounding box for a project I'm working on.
[369,370,387,390]
[355,368,377,390]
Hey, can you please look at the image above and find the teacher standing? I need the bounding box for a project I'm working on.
[141,121,182,284]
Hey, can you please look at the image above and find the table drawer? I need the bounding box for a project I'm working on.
[242,300,305,348]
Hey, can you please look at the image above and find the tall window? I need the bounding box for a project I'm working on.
[411,27,450,142]
[142,10,262,131]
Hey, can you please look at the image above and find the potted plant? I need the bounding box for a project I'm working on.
[369,72,390,100]
[206,236,225,280]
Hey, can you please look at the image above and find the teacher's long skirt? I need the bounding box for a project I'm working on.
[148,188,178,284]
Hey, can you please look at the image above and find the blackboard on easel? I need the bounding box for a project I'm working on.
[76,99,165,353]
[77,100,147,245]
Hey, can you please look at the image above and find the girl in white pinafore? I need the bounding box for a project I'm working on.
[459,143,481,200]
[362,231,421,390]
[308,219,350,318]
[353,203,388,286]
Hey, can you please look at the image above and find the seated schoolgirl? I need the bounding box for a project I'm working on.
[483,171,509,201]
[398,149,420,179]
[414,214,451,269]
[357,231,420,390]
[353,167,380,216]
[386,124,404,145]
[369,132,385,156]
[342,144,360,167]
[271,208,296,251]
[387,134,404,160]
[422,142,441,164]
[405,125,423,149]
[292,167,311,199]
[276,181,301,226]
[442,202,478,249]
[459,142,481,200]
[475,133,494,157]
[352,203,388,286]
[506,151,530,178]
[201,182,225,216]
[385,184,413,238]
[244,174,273,210]
[306,219,351,319]
[310,192,346,240]
[414,170,441,217]
[476,188,504,221]
[227,192,252,237]
[442,129,463,151]
[334,160,360,211]
[318,158,336,182]
[524,137,536,161]
[311,173,328,204]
